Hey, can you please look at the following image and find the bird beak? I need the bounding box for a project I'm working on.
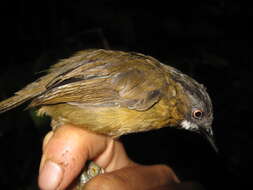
[199,126,218,153]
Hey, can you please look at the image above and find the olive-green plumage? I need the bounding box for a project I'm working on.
[0,49,214,142]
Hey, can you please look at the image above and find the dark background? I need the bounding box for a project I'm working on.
[0,1,251,189]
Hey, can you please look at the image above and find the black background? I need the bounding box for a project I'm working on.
[0,1,251,189]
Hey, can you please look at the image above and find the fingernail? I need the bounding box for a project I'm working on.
[39,160,63,190]
[43,131,54,151]
[39,155,46,172]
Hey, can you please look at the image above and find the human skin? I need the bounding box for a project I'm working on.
[38,125,204,190]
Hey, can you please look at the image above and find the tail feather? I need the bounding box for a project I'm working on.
[0,51,93,113]
[0,95,31,113]
[0,79,47,113]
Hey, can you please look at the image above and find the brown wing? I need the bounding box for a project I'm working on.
[29,49,167,111]
[0,50,101,113]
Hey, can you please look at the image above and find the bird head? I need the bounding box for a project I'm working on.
[180,91,217,152]
[168,66,218,152]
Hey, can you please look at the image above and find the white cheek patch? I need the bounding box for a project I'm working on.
[181,120,198,130]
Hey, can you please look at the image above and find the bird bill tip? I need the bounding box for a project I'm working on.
[199,126,219,153]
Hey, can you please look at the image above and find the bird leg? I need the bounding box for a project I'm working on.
[76,161,104,190]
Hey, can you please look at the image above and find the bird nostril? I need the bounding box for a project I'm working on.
[207,127,214,137]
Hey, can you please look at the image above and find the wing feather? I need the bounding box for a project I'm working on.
[29,50,166,111]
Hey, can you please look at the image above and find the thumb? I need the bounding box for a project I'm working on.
[38,125,111,190]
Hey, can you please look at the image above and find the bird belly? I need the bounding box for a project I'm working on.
[37,99,182,137]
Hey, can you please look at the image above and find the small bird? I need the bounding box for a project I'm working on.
[0,49,217,186]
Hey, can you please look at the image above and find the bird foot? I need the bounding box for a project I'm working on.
[76,161,104,190]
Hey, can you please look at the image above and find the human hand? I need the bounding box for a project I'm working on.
[38,125,204,190]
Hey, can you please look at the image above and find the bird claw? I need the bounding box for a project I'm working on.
[76,161,104,190]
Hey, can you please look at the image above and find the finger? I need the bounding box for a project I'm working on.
[38,125,111,190]
[84,164,180,190]
[94,138,135,172]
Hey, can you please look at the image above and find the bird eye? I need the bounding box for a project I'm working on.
[192,109,203,119]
